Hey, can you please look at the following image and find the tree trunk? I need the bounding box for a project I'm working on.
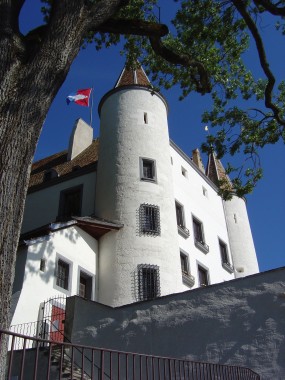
[0,0,130,376]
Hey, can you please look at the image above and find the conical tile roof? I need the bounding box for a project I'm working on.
[114,62,151,88]
[206,151,232,189]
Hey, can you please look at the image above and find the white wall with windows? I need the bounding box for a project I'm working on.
[170,141,235,289]
[22,172,96,233]
[11,226,98,332]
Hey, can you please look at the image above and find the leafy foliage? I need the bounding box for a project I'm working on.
[39,0,285,197]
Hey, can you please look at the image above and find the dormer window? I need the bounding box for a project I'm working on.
[43,169,58,182]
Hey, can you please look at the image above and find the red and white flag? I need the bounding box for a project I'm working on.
[66,88,92,107]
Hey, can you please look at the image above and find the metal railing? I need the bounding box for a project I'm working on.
[1,329,260,380]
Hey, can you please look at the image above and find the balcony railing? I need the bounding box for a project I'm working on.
[1,329,261,380]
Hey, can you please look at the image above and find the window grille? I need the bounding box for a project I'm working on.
[56,260,69,290]
[137,264,160,301]
[140,204,160,236]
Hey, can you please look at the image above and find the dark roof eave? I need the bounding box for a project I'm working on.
[20,217,123,245]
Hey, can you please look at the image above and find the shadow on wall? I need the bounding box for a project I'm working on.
[65,267,285,380]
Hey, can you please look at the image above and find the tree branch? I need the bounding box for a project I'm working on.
[232,0,285,126]
[253,0,285,16]
[97,18,168,37]
[149,35,211,94]
[96,18,211,94]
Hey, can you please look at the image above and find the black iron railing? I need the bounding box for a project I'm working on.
[0,329,260,380]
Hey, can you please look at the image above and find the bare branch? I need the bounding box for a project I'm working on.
[232,0,285,126]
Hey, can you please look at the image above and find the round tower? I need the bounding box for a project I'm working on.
[223,195,259,278]
[206,151,259,278]
[95,63,182,306]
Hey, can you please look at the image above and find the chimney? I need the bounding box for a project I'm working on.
[192,148,205,174]
[67,118,93,161]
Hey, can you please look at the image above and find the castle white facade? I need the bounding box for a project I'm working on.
[10,64,259,337]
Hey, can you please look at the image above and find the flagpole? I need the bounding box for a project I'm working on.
[90,87,94,128]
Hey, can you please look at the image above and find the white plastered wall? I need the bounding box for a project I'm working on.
[223,196,259,277]
[11,226,98,328]
[96,88,182,306]
[170,144,236,287]
[22,172,96,233]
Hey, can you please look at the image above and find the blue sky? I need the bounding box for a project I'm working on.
[20,1,284,272]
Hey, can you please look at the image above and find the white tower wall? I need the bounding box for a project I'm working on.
[96,87,182,306]
[224,196,259,277]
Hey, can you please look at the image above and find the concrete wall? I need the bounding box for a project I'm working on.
[65,267,285,380]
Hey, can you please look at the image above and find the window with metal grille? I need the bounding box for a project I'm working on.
[56,260,69,290]
[138,264,160,301]
[140,204,160,235]
[140,158,156,182]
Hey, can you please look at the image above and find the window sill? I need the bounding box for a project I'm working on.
[141,177,157,183]
[182,273,195,287]
[178,225,190,239]
[195,239,209,254]
[222,262,234,273]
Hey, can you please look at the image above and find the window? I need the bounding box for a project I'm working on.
[219,239,234,273]
[139,204,160,236]
[180,252,189,275]
[79,271,93,299]
[193,217,209,253]
[198,265,209,287]
[56,260,69,290]
[58,185,83,220]
[138,264,160,301]
[176,202,189,238]
[180,251,195,287]
[140,158,156,182]
[202,187,208,197]
[43,168,58,182]
[181,166,188,178]
[144,112,148,124]
[40,258,46,272]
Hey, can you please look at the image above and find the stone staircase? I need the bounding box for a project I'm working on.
[50,345,90,379]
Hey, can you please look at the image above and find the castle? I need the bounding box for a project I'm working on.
[10,63,259,336]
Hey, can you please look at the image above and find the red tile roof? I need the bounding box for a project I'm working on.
[115,64,151,88]
[29,139,99,189]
